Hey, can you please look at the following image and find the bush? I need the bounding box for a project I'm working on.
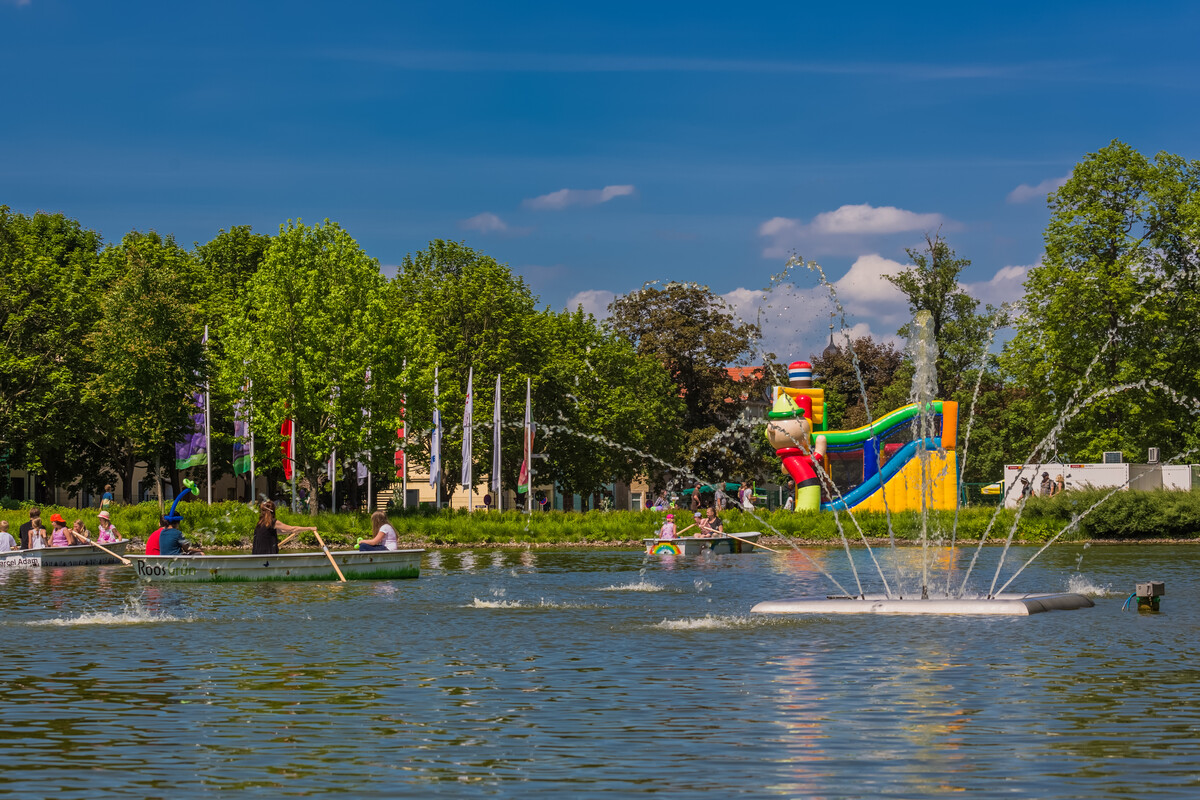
[4,488,1198,547]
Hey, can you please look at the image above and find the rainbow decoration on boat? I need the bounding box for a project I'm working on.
[650,542,681,555]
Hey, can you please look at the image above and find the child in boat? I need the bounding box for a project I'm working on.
[0,521,15,552]
[96,511,120,543]
[358,510,399,551]
[48,514,74,547]
[72,519,91,544]
[27,518,47,549]
[658,514,677,539]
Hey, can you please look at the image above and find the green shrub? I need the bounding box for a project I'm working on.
[4,488,1198,547]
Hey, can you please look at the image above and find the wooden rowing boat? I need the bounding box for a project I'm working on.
[642,533,761,556]
[0,539,131,568]
[127,548,424,583]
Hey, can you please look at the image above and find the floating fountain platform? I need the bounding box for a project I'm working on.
[752,592,1094,616]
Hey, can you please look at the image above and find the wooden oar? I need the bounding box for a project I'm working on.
[278,531,298,549]
[312,530,347,583]
[670,523,698,537]
[721,532,782,554]
[77,537,132,566]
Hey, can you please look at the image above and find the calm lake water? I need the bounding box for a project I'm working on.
[1,543,1197,798]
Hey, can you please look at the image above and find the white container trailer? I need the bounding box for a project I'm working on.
[1002,463,1166,508]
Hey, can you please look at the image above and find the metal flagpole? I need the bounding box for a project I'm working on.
[491,375,501,512]
[331,448,337,512]
[461,366,474,512]
[204,325,212,504]
[431,366,442,510]
[400,359,407,510]
[291,419,299,513]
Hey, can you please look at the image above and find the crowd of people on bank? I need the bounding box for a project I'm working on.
[0,508,124,553]
[1019,472,1066,499]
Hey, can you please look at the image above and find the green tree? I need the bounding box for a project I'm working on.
[1003,140,1200,464]
[221,220,399,514]
[608,283,769,486]
[0,207,107,496]
[535,308,684,502]
[393,240,544,503]
[194,226,273,491]
[885,233,1003,400]
[811,335,906,430]
[87,231,205,504]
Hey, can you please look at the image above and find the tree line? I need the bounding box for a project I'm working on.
[3,139,1197,508]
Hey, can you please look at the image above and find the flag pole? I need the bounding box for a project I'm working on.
[400,359,406,510]
[291,418,299,513]
[204,325,212,504]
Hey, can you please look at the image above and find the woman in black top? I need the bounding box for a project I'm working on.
[251,500,317,555]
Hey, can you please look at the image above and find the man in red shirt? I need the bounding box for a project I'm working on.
[144,516,166,555]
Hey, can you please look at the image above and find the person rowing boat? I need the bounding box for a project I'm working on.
[252,500,317,555]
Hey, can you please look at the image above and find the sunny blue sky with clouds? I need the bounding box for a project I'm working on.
[3,0,1198,358]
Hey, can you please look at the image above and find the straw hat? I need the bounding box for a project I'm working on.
[98,510,111,520]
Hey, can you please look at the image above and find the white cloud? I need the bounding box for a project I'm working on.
[1007,174,1070,204]
[459,212,509,233]
[964,261,1035,308]
[812,204,944,235]
[721,254,912,361]
[565,289,616,319]
[458,212,532,236]
[524,185,635,210]
[758,203,948,258]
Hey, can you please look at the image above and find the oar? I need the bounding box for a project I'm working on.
[312,530,347,583]
[278,531,298,549]
[671,523,698,537]
[722,532,782,554]
[77,536,132,566]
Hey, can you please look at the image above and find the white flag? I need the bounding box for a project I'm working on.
[491,375,501,499]
[461,366,473,488]
[429,367,442,488]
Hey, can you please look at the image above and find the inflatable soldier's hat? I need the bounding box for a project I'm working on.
[164,478,200,523]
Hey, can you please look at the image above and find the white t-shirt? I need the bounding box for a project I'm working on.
[380,523,398,551]
[0,532,15,552]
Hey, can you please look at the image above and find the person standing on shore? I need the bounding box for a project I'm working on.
[100,485,114,512]
[1039,472,1052,496]
[251,500,317,555]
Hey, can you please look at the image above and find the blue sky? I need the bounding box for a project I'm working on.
[4,0,1198,359]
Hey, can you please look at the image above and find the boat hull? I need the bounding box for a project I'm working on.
[0,540,130,568]
[643,533,761,556]
[127,549,424,583]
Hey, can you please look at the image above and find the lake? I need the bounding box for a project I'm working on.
[0,543,1196,798]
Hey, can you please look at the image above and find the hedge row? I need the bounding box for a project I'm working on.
[3,489,1199,548]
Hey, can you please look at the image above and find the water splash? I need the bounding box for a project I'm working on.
[28,596,192,626]
[598,581,666,592]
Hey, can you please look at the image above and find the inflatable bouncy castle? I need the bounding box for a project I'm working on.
[766,360,958,513]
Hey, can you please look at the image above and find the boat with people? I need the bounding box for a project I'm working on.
[128,548,424,583]
[643,533,762,556]
[0,540,132,568]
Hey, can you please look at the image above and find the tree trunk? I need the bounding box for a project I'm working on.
[154,456,165,515]
[119,453,136,504]
[563,492,574,512]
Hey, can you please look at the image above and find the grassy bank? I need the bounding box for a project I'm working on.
[4,488,1200,547]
